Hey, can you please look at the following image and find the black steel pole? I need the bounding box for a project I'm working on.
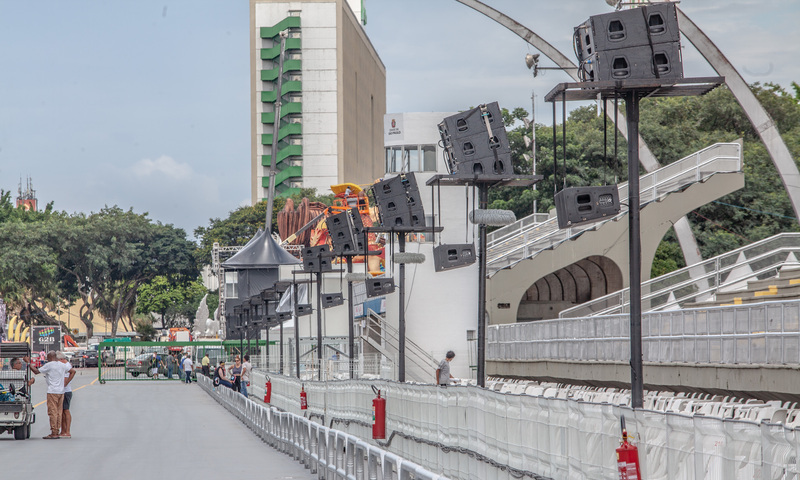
[316,271,323,381]
[238,312,244,357]
[398,233,406,383]
[294,282,300,378]
[264,302,271,372]
[246,308,252,357]
[626,91,644,409]
[477,183,489,388]
[346,256,355,379]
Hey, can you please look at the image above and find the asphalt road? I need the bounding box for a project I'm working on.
[0,368,313,479]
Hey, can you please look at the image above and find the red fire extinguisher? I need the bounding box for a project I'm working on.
[264,376,272,404]
[300,384,308,410]
[616,416,642,480]
[372,386,386,439]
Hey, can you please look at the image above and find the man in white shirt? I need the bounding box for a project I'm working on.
[57,352,74,438]
[182,353,193,384]
[25,351,75,439]
[241,355,252,397]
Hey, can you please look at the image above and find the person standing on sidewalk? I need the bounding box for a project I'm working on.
[56,352,74,438]
[182,353,193,384]
[25,351,75,439]
[241,355,252,397]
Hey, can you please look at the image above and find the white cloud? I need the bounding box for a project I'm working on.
[130,155,193,181]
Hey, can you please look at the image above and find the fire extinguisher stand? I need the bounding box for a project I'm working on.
[300,383,308,411]
[616,416,642,480]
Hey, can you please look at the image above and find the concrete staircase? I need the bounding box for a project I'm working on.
[686,266,800,308]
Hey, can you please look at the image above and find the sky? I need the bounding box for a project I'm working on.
[0,0,797,240]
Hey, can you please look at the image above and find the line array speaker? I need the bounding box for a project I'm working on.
[328,208,365,255]
[295,304,313,316]
[322,293,344,309]
[302,245,333,273]
[554,185,621,229]
[366,278,395,298]
[438,102,512,177]
[373,173,425,228]
[433,243,476,272]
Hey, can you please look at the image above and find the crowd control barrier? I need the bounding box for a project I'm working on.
[250,370,800,480]
[198,374,446,480]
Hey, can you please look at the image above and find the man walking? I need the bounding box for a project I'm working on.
[241,354,252,397]
[25,351,75,439]
[57,352,74,438]
[436,351,456,387]
[182,353,193,384]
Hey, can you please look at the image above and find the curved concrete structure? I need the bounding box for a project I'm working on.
[489,168,744,324]
[676,7,800,219]
[454,0,705,270]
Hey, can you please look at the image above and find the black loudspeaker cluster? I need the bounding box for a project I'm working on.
[366,277,395,298]
[295,304,313,316]
[438,102,512,177]
[554,185,621,229]
[327,208,365,255]
[322,292,344,309]
[372,173,425,228]
[276,311,292,321]
[433,244,476,272]
[302,245,333,273]
[574,3,682,82]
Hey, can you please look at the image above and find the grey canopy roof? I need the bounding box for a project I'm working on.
[221,228,301,269]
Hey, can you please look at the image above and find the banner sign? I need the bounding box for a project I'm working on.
[31,325,62,353]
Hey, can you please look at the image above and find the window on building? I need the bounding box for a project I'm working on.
[384,145,438,174]
[224,271,238,299]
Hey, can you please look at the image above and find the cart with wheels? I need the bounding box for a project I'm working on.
[0,343,35,440]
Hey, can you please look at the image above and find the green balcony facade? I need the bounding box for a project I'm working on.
[260,16,303,197]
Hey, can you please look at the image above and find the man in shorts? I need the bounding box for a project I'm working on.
[57,352,74,438]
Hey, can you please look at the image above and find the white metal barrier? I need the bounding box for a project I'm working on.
[488,298,800,365]
[248,371,800,480]
[198,374,447,480]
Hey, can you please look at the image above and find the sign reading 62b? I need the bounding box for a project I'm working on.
[32,326,61,353]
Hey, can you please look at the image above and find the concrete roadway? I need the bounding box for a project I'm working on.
[0,368,312,479]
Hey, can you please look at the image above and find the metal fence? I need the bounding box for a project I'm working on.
[488,299,800,365]
[198,374,446,480]
[96,340,263,381]
[486,142,742,274]
[249,371,800,480]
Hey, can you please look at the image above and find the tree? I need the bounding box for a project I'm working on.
[136,275,208,329]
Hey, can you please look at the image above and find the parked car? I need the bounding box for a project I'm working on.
[125,352,169,377]
[69,350,86,368]
[83,351,99,368]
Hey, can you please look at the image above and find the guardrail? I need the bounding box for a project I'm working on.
[489,298,800,365]
[560,232,800,318]
[248,370,800,479]
[198,374,447,480]
[486,142,742,274]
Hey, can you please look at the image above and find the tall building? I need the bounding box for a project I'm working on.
[250,0,386,203]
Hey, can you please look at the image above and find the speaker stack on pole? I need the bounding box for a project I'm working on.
[574,3,682,82]
[372,173,425,228]
[438,102,513,177]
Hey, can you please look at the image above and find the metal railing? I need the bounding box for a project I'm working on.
[199,374,446,480]
[489,298,800,365]
[362,308,439,383]
[560,232,800,318]
[249,371,800,479]
[486,142,742,274]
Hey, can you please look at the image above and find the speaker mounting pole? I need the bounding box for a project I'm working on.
[545,76,723,408]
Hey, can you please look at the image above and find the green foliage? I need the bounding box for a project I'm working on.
[132,315,157,341]
[650,229,686,278]
[136,275,207,328]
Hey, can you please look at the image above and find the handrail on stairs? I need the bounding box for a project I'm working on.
[361,308,439,382]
